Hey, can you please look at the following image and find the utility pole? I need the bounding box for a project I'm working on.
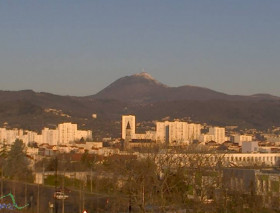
[225,188,228,213]
[61,176,64,213]
[82,182,85,212]
[55,156,58,213]
[36,156,40,213]
[90,156,95,193]
[79,181,82,213]
[37,183,40,213]
[61,154,65,213]
[90,166,93,193]
[25,183,27,209]
[0,141,2,198]
[142,181,145,208]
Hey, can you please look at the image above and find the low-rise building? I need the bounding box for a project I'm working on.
[234,134,253,146]
[242,141,259,153]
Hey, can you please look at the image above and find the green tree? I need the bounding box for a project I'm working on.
[0,140,8,159]
[3,139,33,182]
[0,140,8,173]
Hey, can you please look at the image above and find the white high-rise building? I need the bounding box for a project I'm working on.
[0,128,38,145]
[42,124,92,145]
[58,123,78,144]
[156,121,201,145]
[76,130,92,141]
[209,127,225,144]
[0,128,7,143]
[122,115,136,139]
[169,121,188,144]
[42,128,59,145]
[185,123,202,141]
[199,134,215,143]
[24,131,43,145]
[156,121,170,143]
[6,129,21,144]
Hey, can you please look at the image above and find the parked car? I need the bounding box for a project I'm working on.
[53,191,69,200]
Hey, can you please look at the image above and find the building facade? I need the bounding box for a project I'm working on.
[209,127,226,144]
[234,135,253,146]
[156,121,201,145]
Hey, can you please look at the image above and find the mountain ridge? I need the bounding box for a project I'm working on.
[0,73,279,135]
[90,72,280,102]
[1,73,279,102]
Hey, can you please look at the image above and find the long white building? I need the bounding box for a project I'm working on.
[0,128,23,145]
[0,123,92,146]
[156,121,201,145]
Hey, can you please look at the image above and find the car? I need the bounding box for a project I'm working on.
[53,191,69,200]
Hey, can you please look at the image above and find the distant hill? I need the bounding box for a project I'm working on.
[0,90,127,138]
[0,73,280,136]
[91,72,280,103]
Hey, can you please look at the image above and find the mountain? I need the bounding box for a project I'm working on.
[92,72,168,103]
[91,72,280,103]
[0,73,280,135]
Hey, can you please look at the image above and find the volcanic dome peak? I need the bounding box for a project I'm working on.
[133,72,154,80]
[131,72,167,87]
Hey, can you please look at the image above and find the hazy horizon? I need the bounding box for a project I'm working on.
[1,1,279,96]
[0,71,279,98]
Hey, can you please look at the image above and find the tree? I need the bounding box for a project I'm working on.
[0,140,8,172]
[0,140,8,159]
[3,139,33,182]
[89,144,225,212]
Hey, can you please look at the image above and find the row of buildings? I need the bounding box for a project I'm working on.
[0,122,92,146]
[122,115,252,145]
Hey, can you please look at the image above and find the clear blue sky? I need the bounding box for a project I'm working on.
[0,0,279,96]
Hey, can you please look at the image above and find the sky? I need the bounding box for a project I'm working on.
[0,0,280,96]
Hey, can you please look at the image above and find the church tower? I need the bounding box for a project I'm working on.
[125,122,132,142]
[123,122,132,150]
[122,115,135,139]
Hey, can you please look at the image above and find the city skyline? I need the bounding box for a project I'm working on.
[0,1,280,96]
